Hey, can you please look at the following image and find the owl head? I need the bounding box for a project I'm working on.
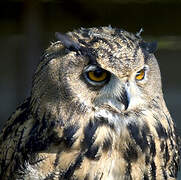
[30,26,163,122]
[23,27,180,180]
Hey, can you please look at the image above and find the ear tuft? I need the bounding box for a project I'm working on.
[55,32,81,52]
[136,28,144,37]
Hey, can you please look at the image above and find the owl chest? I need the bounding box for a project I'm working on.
[21,148,147,180]
[17,115,174,180]
[18,134,173,180]
[19,151,126,180]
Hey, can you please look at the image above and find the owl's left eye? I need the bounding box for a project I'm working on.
[83,66,110,86]
[135,68,145,81]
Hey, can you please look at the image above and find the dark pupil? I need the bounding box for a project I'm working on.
[93,69,104,77]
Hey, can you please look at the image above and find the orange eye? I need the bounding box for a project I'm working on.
[88,70,108,82]
[135,68,145,81]
[84,66,111,86]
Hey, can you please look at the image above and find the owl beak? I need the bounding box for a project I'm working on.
[122,81,143,111]
[120,88,129,110]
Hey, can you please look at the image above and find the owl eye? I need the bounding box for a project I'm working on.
[135,68,145,81]
[88,70,108,82]
[84,66,110,86]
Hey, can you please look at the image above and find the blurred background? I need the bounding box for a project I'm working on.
[0,0,181,177]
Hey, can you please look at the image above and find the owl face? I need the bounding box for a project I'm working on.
[32,27,162,119]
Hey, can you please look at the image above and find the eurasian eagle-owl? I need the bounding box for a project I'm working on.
[0,26,180,180]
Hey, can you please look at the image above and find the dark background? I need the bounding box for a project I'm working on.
[0,0,181,177]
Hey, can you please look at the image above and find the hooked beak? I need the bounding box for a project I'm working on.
[94,78,139,112]
[119,81,144,111]
[119,88,129,110]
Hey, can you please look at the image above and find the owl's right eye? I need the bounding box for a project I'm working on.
[83,65,110,86]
